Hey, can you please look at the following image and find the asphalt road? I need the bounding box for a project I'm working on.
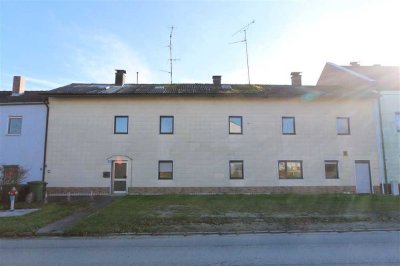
[1,231,399,265]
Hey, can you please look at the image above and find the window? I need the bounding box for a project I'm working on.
[114,116,128,134]
[2,165,19,184]
[229,160,244,179]
[282,117,296,135]
[8,117,22,135]
[159,161,173,179]
[396,112,400,132]
[325,160,339,179]
[160,116,174,134]
[229,116,242,134]
[336,117,350,135]
[278,161,303,179]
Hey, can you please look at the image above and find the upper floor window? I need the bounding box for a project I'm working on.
[325,160,339,179]
[396,112,400,132]
[229,160,244,179]
[114,116,128,134]
[278,160,303,179]
[336,117,350,135]
[282,117,296,135]
[160,116,174,134]
[229,116,242,134]
[159,161,173,179]
[8,117,22,135]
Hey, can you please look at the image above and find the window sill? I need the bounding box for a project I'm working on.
[6,134,21,136]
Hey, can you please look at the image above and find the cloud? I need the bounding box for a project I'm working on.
[24,76,62,88]
[66,31,154,84]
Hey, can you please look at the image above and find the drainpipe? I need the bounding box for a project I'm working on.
[377,96,388,194]
[42,99,49,183]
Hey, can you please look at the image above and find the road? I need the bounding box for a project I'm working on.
[1,231,399,265]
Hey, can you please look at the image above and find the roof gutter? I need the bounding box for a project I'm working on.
[377,95,389,194]
[42,99,49,183]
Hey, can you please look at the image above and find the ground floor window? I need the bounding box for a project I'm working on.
[229,160,244,179]
[1,165,20,184]
[159,161,173,179]
[325,160,339,179]
[278,161,303,179]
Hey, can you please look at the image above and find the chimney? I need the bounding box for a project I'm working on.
[115,70,126,86]
[212,75,221,86]
[12,76,25,94]
[350,62,360,67]
[291,72,302,86]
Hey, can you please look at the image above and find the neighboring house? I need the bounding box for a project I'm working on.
[0,76,48,184]
[44,70,380,195]
[318,62,400,194]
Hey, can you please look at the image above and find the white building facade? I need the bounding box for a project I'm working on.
[45,75,380,194]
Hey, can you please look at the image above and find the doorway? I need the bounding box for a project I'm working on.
[112,161,127,194]
[355,161,372,194]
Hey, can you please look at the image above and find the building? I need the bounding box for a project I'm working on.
[43,71,380,195]
[318,62,400,194]
[0,76,48,184]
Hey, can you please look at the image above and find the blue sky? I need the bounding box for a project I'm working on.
[1,0,399,90]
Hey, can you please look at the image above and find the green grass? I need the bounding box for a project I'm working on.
[67,194,400,235]
[0,201,88,236]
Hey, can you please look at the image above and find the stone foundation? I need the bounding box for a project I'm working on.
[128,186,358,194]
[46,186,385,195]
[46,187,110,194]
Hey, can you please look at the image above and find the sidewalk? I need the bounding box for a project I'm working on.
[36,196,116,236]
[0,209,39,218]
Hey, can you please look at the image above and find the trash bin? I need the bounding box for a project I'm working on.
[28,181,47,202]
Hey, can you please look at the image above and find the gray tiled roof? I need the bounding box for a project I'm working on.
[45,83,376,99]
[0,91,48,104]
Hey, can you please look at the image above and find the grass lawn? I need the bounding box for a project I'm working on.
[0,201,88,237]
[67,194,400,235]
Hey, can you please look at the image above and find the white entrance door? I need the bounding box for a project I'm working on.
[112,161,127,194]
[355,161,372,194]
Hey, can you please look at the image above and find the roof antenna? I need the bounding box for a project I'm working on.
[230,20,255,85]
[161,26,179,84]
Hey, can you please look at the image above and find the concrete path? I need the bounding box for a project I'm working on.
[0,208,39,217]
[37,197,116,235]
[1,231,399,265]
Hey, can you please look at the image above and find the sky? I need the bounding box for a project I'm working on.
[0,0,399,90]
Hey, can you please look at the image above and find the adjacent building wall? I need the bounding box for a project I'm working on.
[380,91,400,184]
[45,96,379,193]
[0,104,47,183]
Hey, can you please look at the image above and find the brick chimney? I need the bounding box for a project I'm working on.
[115,70,126,86]
[212,75,221,86]
[291,72,302,86]
[12,76,25,94]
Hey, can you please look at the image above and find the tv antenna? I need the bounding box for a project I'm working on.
[230,20,255,84]
[161,26,179,84]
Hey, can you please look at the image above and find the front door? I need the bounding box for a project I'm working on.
[112,161,127,194]
[355,161,372,194]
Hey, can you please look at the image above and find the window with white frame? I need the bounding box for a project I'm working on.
[336,117,350,135]
[8,117,22,135]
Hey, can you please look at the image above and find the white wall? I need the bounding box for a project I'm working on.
[380,91,400,183]
[45,96,379,189]
[0,104,47,183]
